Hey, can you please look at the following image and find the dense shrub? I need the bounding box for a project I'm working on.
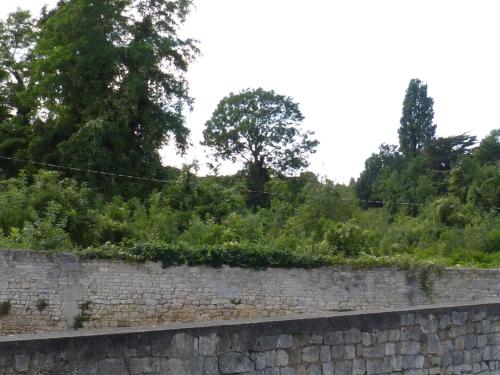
[322,221,369,257]
[0,166,499,269]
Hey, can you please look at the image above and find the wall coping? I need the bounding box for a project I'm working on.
[2,300,500,344]
[2,248,500,273]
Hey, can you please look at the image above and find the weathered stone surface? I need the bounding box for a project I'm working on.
[3,249,500,335]
[280,366,306,375]
[96,358,125,374]
[14,355,29,372]
[129,357,160,374]
[277,334,293,349]
[322,361,334,375]
[198,334,218,356]
[219,352,253,373]
[301,346,320,363]
[353,359,366,374]
[306,363,321,375]
[2,250,500,375]
[319,346,331,362]
[203,357,219,375]
[366,358,392,374]
[167,332,195,357]
[159,358,186,375]
[1,304,500,374]
[400,340,421,355]
[334,360,352,375]
[427,334,442,354]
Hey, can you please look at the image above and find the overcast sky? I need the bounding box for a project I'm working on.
[2,0,500,182]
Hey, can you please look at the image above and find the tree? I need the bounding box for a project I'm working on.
[24,0,197,196]
[356,144,402,207]
[424,134,477,170]
[0,10,35,121]
[0,10,37,176]
[203,88,318,208]
[475,129,500,166]
[398,79,436,157]
[423,134,477,194]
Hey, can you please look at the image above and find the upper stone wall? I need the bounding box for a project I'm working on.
[1,249,500,335]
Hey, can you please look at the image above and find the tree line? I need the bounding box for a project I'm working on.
[0,2,499,267]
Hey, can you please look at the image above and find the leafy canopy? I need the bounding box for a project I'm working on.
[424,134,477,170]
[203,88,318,174]
[0,10,37,175]
[399,79,436,157]
[0,1,198,196]
[475,129,500,166]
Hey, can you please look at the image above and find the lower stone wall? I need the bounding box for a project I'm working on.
[2,249,500,335]
[1,302,500,374]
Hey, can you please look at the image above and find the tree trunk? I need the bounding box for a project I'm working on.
[246,160,270,209]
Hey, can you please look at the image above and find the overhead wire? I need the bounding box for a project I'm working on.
[0,155,170,183]
[0,154,498,211]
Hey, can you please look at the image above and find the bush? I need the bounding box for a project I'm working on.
[322,221,369,257]
[484,229,500,253]
[77,242,334,269]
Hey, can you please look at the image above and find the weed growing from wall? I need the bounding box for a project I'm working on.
[73,301,92,329]
[0,300,11,317]
[405,263,444,301]
[36,298,49,312]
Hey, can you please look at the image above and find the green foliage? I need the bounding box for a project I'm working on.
[322,221,369,258]
[467,164,500,210]
[77,242,334,269]
[0,155,498,270]
[36,298,48,312]
[354,79,499,269]
[424,134,476,171]
[73,301,92,329]
[0,10,37,176]
[449,156,478,202]
[0,1,197,197]
[416,265,443,300]
[475,129,500,166]
[21,202,74,251]
[77,241,449,275]
[282,178,360,244]
[0,170,96,249]
[0,300,11,316]
[203,88,317,173]
[203,88,318,208]
[484,230,500,253]
[2,0,498,276]
[432,196,470,227]
[398,78,436,157]
[1,3,498,274]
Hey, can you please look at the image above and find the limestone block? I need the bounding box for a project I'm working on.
[301,346,320,363]
[219,352,253,374]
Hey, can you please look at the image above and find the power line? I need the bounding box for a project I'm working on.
[0,155,170,183]
[0,154,498,211]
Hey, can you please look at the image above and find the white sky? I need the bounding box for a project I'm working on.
[2,0,500,182]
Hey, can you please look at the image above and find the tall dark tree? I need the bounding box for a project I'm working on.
[24,0,197,195]
[203,88,318,208]
[0,10,37,176]
[398,79,436,157]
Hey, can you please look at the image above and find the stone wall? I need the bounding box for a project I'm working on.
[2,249,500,335]
[1,302,500,374]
